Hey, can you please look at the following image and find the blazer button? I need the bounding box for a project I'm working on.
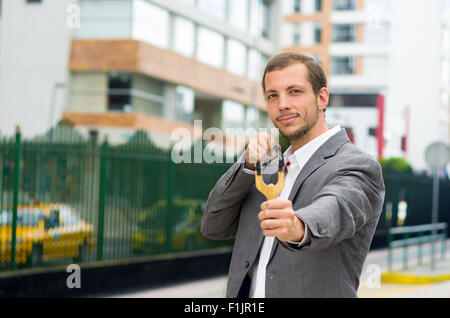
[244,261,249,268]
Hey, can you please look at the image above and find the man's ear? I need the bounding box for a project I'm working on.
[318,87,329,112]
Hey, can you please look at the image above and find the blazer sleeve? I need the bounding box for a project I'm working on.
[201,155,255,240]
[282,155,385,252]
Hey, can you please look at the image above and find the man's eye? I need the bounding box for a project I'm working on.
[290,90,302,94]
[267,94,277,99]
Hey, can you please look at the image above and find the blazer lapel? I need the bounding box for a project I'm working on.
[288,128,350,202]
[266,129,350,264]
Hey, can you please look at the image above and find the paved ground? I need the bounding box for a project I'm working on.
[100,240,450,298]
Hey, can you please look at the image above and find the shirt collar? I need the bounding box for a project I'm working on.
[283,125,342,171]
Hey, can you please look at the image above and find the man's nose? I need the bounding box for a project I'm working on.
[278,94,290,111]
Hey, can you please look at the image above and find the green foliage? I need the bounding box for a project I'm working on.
[379,157,413,174]
[278,133,291,153]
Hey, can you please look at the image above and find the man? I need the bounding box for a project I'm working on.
[201,52,385,298]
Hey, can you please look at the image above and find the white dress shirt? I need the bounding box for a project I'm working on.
[244,125,342,298]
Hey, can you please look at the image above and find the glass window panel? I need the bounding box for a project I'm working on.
[108,72,132,111]
[133,1,169,48]
[315,0,322,12]
[248,49,262,81]
[174,16,195,57]
[294,0,302,12]
[131,74,165,116]
[175,86,195,123]
[261,0,271,38]
[250,0,270,39]
[227,40,247,77]
[331,57,355,75]
[198,0,226,20]
[246,106,259,129]
[229,0,248,31]
[332,24,356,43]
[197,27,224,68]
[222,100,245,130]
[75,0,132,38]
[314,23,322,43]
[293,24,302,45]
[333,0,357,11]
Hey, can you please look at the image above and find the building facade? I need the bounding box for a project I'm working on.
[0,0,282,153]
[282,0,450,170]
[0,0,449,169]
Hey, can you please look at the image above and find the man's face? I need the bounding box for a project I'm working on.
[264,63,322,142]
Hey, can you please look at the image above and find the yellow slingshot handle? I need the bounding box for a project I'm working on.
[255,162,285,200]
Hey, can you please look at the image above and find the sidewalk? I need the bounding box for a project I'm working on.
[357,239,450,297]
[104,241,450,298]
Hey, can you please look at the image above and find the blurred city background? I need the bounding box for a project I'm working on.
[0,0,449,298]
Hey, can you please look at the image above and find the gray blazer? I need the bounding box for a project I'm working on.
[201,129,385,298]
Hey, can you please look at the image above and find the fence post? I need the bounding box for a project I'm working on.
[403,233,409,270]
[165,148,175,252]
[10,126,21,271]
[97,137,108,261]
[387,230,393,271]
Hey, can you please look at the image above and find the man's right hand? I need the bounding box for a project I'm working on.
[244,132,277,170]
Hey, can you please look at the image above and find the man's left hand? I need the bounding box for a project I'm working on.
[258,198,305,242]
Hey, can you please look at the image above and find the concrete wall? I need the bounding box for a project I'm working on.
[0,0,74,138]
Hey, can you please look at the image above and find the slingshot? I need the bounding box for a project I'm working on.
[254,146,285,200]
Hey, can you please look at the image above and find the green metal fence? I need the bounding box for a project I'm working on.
[2,123,450,273]
[0,125,233,272]
[387,223,447,271]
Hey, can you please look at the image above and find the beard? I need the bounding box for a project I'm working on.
[276,104,320,142]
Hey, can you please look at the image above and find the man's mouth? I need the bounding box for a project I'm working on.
[277,113,299,125]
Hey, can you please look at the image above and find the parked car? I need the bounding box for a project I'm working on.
[0,204,96,267]
[132,199,206,253]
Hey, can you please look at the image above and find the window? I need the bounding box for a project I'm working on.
[250,0,271,39]
[198,0,226,20]
[293,24,302,45]
[315,0,322,12]
[229,0,248,31]
[248,49,262,81]
[246,106,259,129]
[294,0,302,12]
[364,23,389,44]
[173,16,195,57]
[197,27,224,68]
[132,74,165,116]
[222,100,245,130]
[329,93,378,107]
[332,24,356,42]
[331,57,355,75]
[333,0,357,11]
[0,0,2,17]
[108,73,132,111]
[314,23,322,43]
[175,86,195,123]
[26,0,42,3]
[261,0,271,38]
[226,39,247,77]
[133,1,169,48]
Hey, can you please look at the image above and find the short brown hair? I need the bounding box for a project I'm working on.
[261,52,327,96]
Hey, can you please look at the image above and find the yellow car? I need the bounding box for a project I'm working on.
[0,204,96,267]
[132,199,206,253]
